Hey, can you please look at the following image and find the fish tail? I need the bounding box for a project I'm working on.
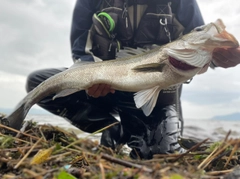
[6,100,31,130]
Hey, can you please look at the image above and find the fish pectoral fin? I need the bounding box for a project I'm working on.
[132,63,166,72]
[134,86,162,116]
[53,89,80,100]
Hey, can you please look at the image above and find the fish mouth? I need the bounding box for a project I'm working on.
[210,19,239,48]
[169,56,197,71]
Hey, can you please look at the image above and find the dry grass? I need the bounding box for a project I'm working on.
[0,118,239,179]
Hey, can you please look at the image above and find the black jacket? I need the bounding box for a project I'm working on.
[70,0,204,62]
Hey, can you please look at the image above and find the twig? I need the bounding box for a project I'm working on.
[0,133,30,144]
[0,123,41,141]
[22,169,40,178]
[1,145,42,152]
[172,138,209,162]
[101,153,152,173]
[99,162,106,179]
[197,131,233,170]
[55,122,119,154]
[39,126,47,142]
[205,169,233,176]
[224,140,239,168]
[14,137,43,169]
[198,138,236,170]
[223,130,231,142]
[48,151,73,161]
[85,122,119,138]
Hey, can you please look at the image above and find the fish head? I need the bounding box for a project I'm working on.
[183,19,239,49]
[165,19,239,75]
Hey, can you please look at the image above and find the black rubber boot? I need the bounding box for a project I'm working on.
[98,88,185,159]
[100,105,185,159]
[100,85,184,157]
[126,105,185,159]
[100,122,131,150]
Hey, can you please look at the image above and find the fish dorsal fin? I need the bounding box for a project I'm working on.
[132,63,166,72]
[164,48,211,68]
[53,89,80,100]
[134,86,162,116]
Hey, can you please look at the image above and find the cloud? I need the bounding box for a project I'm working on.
[0,71,27,108]
[198,0,240,40]
[182,66,240,118]
[182,96,240,119]
[0,0,74,76]
[183,67,240,97]
[1,0,240,120]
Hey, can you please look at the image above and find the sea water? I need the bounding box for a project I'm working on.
[25,114,240,142]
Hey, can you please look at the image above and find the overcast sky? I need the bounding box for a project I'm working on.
[1,0,240,120]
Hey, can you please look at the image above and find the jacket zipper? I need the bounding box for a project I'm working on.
[122,1,129,28]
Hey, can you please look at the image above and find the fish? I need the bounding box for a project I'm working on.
[4,19,239,130]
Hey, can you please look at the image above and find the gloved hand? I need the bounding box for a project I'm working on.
[212,47,240,68]
[86,84,115,98]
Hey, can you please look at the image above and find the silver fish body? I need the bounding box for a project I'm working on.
[6,19,239,129]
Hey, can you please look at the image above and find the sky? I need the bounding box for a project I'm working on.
[1,0,240,120]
